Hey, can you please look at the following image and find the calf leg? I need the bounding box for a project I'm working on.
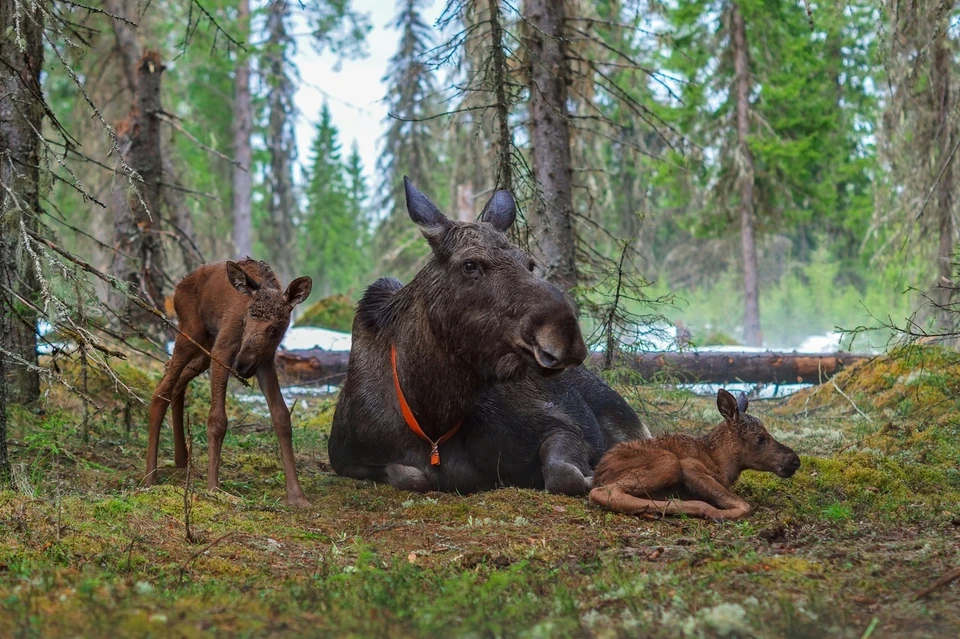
[145,343,199,485]
[257,364,310,508]
[170,352,211,467]
[205,357,231,493]
[589,454,705,516]
[679,459,752,521]
[590,483,720,519]
[539,431,593,496]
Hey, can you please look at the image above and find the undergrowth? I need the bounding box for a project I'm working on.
[1,346,958,637]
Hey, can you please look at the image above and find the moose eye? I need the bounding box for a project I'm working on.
[462,260,479,275]
[757,435,767,446]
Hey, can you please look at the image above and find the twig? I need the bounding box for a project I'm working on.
[913,567,960,600]
[832,380,873,423]
[178,532,234,584]
[157,112,245,169]
[184,415,195,543]
[27,232,251,387]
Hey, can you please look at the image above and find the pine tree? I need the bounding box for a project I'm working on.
[375,0,442,276]
[303,104,367,297]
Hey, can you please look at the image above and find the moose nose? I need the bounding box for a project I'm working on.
[780,454,801,478]
[532,325,587,370]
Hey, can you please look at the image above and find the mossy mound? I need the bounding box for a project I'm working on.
[294,294,355,331]
[782,344,960,421]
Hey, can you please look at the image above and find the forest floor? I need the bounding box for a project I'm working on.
[1,345,959,638]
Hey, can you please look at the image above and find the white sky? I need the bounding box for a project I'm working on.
[291,0,446,190]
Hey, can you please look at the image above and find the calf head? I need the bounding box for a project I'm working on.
[716,389,801,478]
[403,177,586,381]
[226,261,312,378]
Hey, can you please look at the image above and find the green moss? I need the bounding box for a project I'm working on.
[294,294,355,331]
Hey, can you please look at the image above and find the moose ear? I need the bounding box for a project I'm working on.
[226,261,260,296]
[284,276,313,307]
[737,391,749,415]
[404,176,450,241]
[717,389,740,422]
[480,190,516,232]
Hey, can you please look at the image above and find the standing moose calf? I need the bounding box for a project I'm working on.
[144,259,313,507]
[590,389,800,520]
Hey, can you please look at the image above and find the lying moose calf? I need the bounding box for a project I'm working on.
[144,259,313,507]
[590,389,800,521]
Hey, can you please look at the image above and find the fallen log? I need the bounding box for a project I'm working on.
[588,351,870,385]
[275,349,870,386]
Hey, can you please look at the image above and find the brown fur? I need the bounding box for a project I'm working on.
[144,258,313,507]
[590,389,800,521]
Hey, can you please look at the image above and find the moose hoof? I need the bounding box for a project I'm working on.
[287,495,312,509]
[385,464,431,492]
[544,463,591,496]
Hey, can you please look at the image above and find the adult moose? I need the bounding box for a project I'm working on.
[329,178,648,495]
[144,259,313,507]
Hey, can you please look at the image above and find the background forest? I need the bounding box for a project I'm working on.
[5,0,957,373]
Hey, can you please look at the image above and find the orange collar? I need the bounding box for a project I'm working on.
[390,344,461,466]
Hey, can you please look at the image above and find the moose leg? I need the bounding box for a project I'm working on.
[170,352,211,467]
[256,364,310,508]
[588,455,721,517]
[145,344,198,485]
[678,459,752,521]
[205,358,231,493]
[539,431,593,496]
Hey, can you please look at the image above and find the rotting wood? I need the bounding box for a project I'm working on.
[274,349,871,386]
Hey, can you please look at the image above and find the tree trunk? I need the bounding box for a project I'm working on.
[487,0,513,192]
[161,151,204,273]
[0,0,43,404]
[106,3,201,277]
[524,0,578,295]
[274,348,869,386]
[933,26,957,332]
[265,2,296,285]
[110,52,167,331]
[233,0,253,258]
[731,3,762,347]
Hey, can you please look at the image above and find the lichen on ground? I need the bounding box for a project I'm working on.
[1,346,958,637]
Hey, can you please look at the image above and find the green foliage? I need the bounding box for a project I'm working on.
[295,294,356,331]
[301,103,370,296]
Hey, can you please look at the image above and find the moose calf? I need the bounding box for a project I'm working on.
[144,259,313,507]
[590,389,800,521]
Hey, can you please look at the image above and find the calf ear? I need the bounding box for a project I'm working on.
[480,190,516,232]
[737,391,749,415]
[717,389,740,422]
[404,176,450,245]
[226,261,260,296]
[285,276,313,307]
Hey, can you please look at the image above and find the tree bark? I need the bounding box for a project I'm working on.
[233,0,253,258]
[0,0,43,404]
[264,2,296,284]
[487,0,512,192]
[106,3,201,276]
[110,52,167,330]
[274,348,869,386]
[525,0,578,295]
[932,26,957,331]
[731,3,762,347]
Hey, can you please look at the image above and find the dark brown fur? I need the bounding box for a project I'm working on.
[329,179,648,495]
[590,389,800,520]
[144,258,313,507]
